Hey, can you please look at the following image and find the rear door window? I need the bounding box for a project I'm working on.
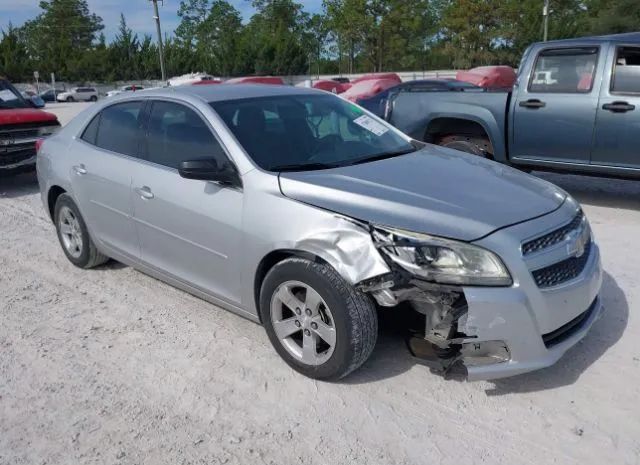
[529,47,598,93]
[94,101,145,157]
[611,46,640,94]
[145,100,227,170]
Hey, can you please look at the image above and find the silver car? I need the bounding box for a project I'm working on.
[37,85,603,381]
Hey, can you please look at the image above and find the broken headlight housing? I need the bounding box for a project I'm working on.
[373,226,512,286]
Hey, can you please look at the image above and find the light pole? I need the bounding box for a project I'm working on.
[543,0,550,42]
[150,0,167,82]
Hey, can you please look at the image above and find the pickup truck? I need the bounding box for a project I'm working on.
[1,77,60,175]
[385,32,640,179]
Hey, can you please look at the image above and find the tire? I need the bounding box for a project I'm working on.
[439,136,486,157]
[89,95,97,102]
[54,194,108,269]
[260,257,378,380]
[66,96,74,102]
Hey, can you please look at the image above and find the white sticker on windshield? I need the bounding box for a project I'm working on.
[0,90,17,101]
[353,115,389,136]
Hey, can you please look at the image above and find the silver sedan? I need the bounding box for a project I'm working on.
[37,84,602,380]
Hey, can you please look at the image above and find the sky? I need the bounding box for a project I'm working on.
[0,0,323,40]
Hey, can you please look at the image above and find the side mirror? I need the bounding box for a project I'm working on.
[29,96,45,108]
[178,158,240,186]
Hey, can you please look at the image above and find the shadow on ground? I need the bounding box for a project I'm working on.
[0,171,40,198]
[346,272,627,393]
[534,172,640,211]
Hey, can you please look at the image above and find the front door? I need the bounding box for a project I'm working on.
[591,45,640,169]
[131,100,243,305]
[71,100,146,259]
[511,46,601,164]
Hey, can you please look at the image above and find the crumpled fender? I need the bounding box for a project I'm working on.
[292,216,391,285]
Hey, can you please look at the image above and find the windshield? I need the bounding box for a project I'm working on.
[0,79,29,109]
[211,93,414,171]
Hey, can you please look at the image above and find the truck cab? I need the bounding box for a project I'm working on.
[0,77,60,175]
[387,32,640,179]
[509,33,640,175]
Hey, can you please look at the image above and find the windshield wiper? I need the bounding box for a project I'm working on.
[344,147,418,167]
[270,162,340,172]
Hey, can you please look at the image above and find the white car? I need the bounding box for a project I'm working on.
[56,87,98,102]
[106,85,144,98]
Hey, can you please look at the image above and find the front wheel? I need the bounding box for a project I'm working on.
[260,257,378,380]
[66,96,74,102]
[54,194,108,268]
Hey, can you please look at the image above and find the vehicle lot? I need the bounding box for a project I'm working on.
[1,103,639,465]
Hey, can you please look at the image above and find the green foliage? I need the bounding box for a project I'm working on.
[1,0,639,83]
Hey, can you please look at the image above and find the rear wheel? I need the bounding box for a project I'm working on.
[54,194,108,269]
[438,135,488,157]
[89,95,98,102]
[260,257,378,380]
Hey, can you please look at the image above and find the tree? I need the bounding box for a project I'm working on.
[586,0,640,35]
[21,0,104,80]
[197,0,243,76]
[109,14,140,81]
[176,0,210,47]
[0,23,31,81]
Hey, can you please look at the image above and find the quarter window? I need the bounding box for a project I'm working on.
[611,46,640,94]
[529,47,598,93]
[81,113,100,145]
[94,101,144,157]
[146,101,227,170]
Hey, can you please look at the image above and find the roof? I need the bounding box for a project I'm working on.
[157,83,319,102]
[539,31,640,47]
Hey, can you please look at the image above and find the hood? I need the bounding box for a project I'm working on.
[279,147,566,241]
[0,108,58,125]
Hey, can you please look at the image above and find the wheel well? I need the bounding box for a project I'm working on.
[253,250,329,323]
[47,185,66,220]
[424,118,494,157]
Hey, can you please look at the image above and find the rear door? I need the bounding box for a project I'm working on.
[511,46,601,164]
[591,44,640,169]
[131,99,244,305]
[71,100,146,259]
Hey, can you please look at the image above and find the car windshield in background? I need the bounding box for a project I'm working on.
[0,80,29,109]
[211,94,415,172]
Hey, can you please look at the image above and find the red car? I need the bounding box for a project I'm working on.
[0,77,60,175]
[352,73,401,84]
[456,66,517,89]
[340,78,401,104]
[225,76,286,85]
[312,80,347,94]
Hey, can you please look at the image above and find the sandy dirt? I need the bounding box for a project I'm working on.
[1,103,639,465]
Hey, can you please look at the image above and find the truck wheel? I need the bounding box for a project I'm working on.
[439,135,487,157]
[260,257,378,380]
[54,194,108,269]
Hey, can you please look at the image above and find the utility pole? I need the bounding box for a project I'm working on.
[543,0,550,41]
[150,0,167,82]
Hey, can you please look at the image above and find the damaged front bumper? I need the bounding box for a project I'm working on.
[359,202,603,381]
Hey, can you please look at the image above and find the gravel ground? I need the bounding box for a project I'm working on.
[1,103,639,465]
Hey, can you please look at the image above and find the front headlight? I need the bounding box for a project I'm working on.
[38,126,59,137]
[373,226,512,286]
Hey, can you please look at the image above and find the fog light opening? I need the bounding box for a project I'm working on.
[461,340,511,367]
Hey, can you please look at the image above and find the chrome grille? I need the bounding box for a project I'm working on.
[531,240,591,288]
[522,212,584,256]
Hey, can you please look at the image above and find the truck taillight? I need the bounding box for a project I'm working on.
[35,138,44,153]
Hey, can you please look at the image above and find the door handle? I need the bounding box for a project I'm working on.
[602,101,635,113]
[135,186,154,200]
[519,99,546,109]
[72,164,87,175]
